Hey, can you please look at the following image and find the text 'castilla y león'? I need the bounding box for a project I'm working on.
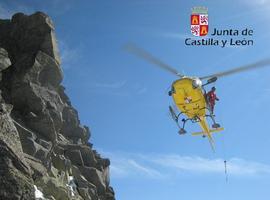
[185,28,254,48]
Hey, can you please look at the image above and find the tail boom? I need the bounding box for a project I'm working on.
[193,117,224,151]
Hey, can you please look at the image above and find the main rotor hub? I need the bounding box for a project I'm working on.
[192,78,202,88]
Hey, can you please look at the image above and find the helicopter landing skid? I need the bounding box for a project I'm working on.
[169,106,189,135]
[179,128,187,135]
[205,114,221,129]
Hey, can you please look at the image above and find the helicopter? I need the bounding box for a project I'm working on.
[125,43,270,150]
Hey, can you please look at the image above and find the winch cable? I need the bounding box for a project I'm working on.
[221,126,229,183]
[224,160,228,182]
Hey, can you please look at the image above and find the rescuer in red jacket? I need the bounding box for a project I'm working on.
[206,86,219,114]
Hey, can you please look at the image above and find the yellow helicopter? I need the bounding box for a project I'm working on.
[125,44,270,150]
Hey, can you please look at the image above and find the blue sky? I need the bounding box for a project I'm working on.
[2,0,270,199]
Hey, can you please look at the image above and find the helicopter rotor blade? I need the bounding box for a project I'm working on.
[200,58,270,80]
[124,43,183,77]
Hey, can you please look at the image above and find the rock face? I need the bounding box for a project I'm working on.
[0,12,115,200]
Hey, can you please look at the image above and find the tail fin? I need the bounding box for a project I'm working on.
[207,132,215,152]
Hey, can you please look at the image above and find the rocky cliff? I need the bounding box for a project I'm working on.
[0,12,115,200]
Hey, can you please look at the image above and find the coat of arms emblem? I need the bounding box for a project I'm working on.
[191,7,208,36]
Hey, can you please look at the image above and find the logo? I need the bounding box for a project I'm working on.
[191,7,208,36]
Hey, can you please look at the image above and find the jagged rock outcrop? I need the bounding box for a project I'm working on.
[0,12,115,200]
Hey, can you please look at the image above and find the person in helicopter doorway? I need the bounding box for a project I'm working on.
[206,86,219,114]
[206,86,220,128]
